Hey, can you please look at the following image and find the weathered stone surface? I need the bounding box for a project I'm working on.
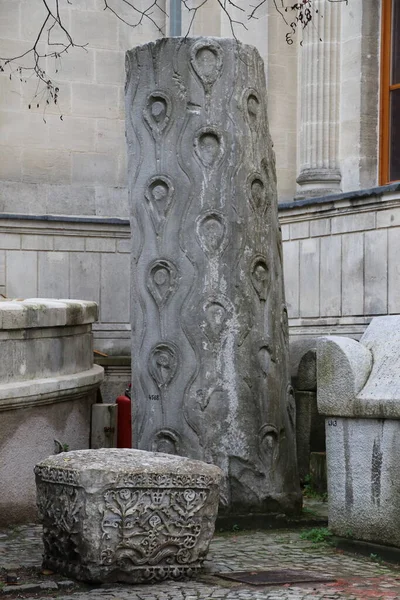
[35,448,222,583]
[126,37,300,515]
[317,316,400,547]
[0,299,103,526]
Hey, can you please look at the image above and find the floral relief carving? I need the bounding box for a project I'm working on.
[99,485,209,571]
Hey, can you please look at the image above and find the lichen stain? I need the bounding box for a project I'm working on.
[371,436,383,507]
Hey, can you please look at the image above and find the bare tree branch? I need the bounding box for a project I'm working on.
[0,0,349,112]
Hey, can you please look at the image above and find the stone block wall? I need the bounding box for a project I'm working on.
[280,186,400,342]
[0,214,131,354]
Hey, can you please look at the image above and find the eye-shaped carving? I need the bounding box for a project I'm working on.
[194,127,224,169]
[286,384,296,431]
[143,91,172,136]
[250,256,269,301]
[190,40,223,92]
[199,295,233,342]
[258,344,272,377]
[152,428,180,455]
[144,175,174,235]
[196,210,228,256]
[247,173,268,214]
[243,88,261,130]
[147,259,178,308]
[258,424,279,464]
[148,342,179,389]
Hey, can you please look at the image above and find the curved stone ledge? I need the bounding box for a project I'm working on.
[0,365,104,412]
[0,299,98,330]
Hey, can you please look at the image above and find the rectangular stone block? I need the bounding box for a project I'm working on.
[71,9,118,49]
[0,0,20,39]
[100,253,130,323]
[48,49,95,83]
[21,148,72,185]
[6,251,38,298]
[320,236,341,317]
[377,207,400,229]
[35,449,222,583]
[117,239,131,253]
[0,181,46,215]
[282,240,300,318]
[85,238,116,253]
[310,218,331,237]
[388,228,400,314]
[38,252,70,298]
[0,234,21,250]
[72,152,118,186]
[70,252,101,304]
[54,236,85,252]
[0,145,22,181]
[95,50,125,86]
[364,229,387,315]
[342,232,364,316]
[0,251,5,286]
[95,186,129,218]
[331,212,375,234]
[290,221,310,240]
[91,404,118,449]
[46,184,96,216]
[280,224,290,241]
[71,83,119,119]
[0,111,49,148]
[22,235,54,251]
[47,116,96,152]
[95,118,125,154]
[300,238,320,318]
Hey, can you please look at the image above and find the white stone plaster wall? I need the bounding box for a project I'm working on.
[280,190,400,340]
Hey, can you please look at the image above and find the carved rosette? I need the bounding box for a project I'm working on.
[127,38,301,517]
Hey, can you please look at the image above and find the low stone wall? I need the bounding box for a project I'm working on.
[0,213,131,355]
[0,299,104,525]
[280,183,400,342]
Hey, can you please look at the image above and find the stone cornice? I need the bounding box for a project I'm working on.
[0,365,104,412]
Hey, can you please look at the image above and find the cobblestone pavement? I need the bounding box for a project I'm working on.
[2,520,400,600]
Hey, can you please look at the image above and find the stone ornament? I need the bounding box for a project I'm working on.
[35,449,222,583]
[126,38,300,516]
[194,127,225,169]
[148,342,179,389]
[144,175,174,235]
[147,259,178,308]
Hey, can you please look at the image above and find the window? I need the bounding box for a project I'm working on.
[380,0,400,183]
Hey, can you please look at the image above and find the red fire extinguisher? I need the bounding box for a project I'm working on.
[116,384,132,448]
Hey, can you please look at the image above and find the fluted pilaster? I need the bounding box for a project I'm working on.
[297,0,341,198]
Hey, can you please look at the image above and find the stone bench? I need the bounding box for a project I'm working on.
[317,316,400,548]
[35,448,222,583]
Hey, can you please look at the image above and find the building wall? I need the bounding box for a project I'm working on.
[0,214,131,354]
[280,185,400,342]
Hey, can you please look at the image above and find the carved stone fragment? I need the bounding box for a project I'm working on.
[35,449,222,583]
[126,37,301,516]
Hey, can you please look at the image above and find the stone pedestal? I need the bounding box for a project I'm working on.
[126,37,301,515]
[318,316,400,547]
[296,0,342,198]
[0,298,103,525]
[35,449,222,583]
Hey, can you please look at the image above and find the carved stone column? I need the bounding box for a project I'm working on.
[126,37,301,515]
[296,1,342,198]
